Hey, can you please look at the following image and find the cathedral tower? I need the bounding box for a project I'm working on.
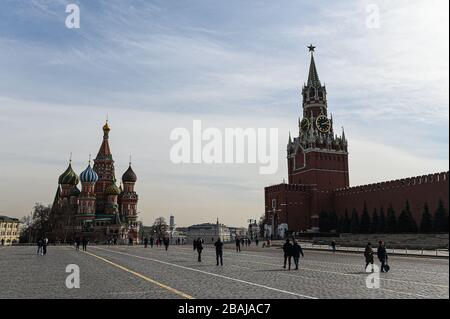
[93,120,116,214]
[77,159,98,220]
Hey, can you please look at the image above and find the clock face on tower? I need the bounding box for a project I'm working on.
[316,115,331,133]
[300,118,310,132]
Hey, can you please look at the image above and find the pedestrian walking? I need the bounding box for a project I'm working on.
[364,242,374,271]
[42,237,48,255]
[196,237,203,262]
[37,237,43,255]
[214,238,224,266]
[193,238,197,251]
[150,237,154,248]
[82,237,88,251]
[75,238,80,251]
[163,238,169,251]
[144,237,148,248]
[292,239,304,270]
[377,241,388,272]
[331,240,336,253]
[282,239,293,270]
[235,238,241,252]
[255,238,259,246]
[1,238,4,246]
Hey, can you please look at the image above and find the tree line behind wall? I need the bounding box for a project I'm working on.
[319,199,449,234]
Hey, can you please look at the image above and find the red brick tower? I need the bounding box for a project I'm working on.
[93,120,116,215]
[288,45,349,190]
[265,45,349,234]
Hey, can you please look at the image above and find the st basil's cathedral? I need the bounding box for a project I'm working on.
[49,121,139,243]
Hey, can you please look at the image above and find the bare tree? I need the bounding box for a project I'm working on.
[152,217,168,238]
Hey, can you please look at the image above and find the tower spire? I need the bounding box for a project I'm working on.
[307,44,321,88]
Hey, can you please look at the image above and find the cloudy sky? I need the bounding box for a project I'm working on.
[0,0,448,227]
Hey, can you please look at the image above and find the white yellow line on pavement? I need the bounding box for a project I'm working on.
[92,246,319,299]
[82,250,194,299]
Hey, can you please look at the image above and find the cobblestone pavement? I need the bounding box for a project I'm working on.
[0,245,448,299]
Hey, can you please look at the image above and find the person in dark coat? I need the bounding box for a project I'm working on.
[364,242,374,271]
[75,238,81,251]
[196,237,203,262]
[214,238,224,266]
[292,240,304,270]
[255,238,259,246]
[149,237,154,248]
[82,237,88,251]
[331,240,336,253]
[163,238,169,251]
[144,237,148,248]
[377,241,388,272]
[235,238,241,252]
[283,239,293,270]
[37,237,43,255]
[193,238,197,251]
[42,237,48,255]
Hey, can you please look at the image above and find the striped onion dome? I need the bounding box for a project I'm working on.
[122,164,137,183]
[79,164,99,183]
[106,182,121,195]
[58,163,79,185]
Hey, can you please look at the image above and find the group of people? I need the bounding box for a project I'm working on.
[282,239,304,270]
[192,237,224,266]
[74,237,89,251]
[364,241,389,272]
[142,237,171,250]
[36,237,49,255]
[235,237,258,252]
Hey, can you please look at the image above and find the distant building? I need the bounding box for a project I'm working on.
[229,227,247,240]
[0,216,20,245]
[182,219,231,243]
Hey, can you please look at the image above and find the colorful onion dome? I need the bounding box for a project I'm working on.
[122,164,137,183]
[69,185,81,197]
[106,183,121,195]
[80,164,99,183]
[58,163,79,185]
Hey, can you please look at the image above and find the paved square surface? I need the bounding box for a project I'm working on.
[0,245,448,299]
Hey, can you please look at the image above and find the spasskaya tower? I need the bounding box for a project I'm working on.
[288,44,349,190]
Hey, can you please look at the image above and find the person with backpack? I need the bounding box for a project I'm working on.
[377,241,388,272]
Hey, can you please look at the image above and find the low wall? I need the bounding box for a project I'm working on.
[312,233,449,250]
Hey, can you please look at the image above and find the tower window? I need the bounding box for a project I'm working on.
[309,88,315,98]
